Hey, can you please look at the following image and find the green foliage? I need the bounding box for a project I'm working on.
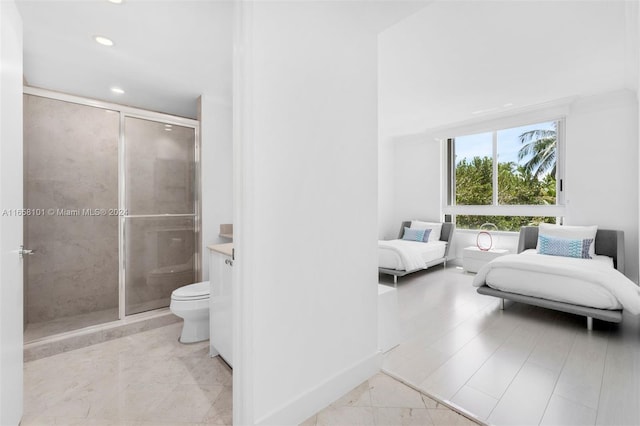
[455,156,557,232]
[498,162,556,206]
[455,157,493,205]
[456,214,556,232]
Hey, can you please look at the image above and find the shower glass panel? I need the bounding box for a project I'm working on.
[23,95,120,342]
[124,217,196,315]
[123,117,197,316]
[124,118,195,215]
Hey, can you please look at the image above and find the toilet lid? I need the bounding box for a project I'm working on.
[171,281,210,300]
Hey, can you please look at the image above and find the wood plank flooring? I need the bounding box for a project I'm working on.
[381,266,640,426]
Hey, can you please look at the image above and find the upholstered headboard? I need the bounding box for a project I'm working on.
[517,226,625,273]
[397,221,456,258]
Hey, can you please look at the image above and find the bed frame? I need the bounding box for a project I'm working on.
[379,221,455,287]
[476,226,626,330]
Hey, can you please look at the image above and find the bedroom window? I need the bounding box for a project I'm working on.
[445,119,564,232]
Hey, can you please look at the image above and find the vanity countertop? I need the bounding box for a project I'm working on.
[208,243,233,257]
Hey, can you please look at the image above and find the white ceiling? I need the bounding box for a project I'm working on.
[18,1,634,127]
[17,0,233,119]
[379,0,636,135]
[16,0,428,120]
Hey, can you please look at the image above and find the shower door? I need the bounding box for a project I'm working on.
[23,95,120,341]
[123,117,198,316]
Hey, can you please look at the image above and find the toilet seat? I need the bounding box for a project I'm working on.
[171,281,210,301]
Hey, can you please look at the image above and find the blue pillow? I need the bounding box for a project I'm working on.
[402,227,425,242]
[421,228,432,242]
[538,235,593,259]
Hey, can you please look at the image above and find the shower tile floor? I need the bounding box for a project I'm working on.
[24,299,170,343]
[25,308,119,343]
[23,322,476,426]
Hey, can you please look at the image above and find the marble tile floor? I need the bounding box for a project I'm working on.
[25,307,119,343]
[380,266,640,426]
[22,322,232,425]
[24,320,477,426]
[301,372,480,426]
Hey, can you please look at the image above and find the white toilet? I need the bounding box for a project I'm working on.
[169,281,210,343]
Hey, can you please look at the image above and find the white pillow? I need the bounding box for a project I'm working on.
[410,220,443,243]
[537,223,598,258]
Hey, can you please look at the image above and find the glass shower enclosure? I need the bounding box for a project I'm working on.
[123,117,198,316]
[23,89,199,342]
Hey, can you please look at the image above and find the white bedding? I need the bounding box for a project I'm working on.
[378,240,447,272]
[473,251,640,314]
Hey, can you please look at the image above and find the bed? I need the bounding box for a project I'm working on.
[474,226,640,330]
[379,221,455,286]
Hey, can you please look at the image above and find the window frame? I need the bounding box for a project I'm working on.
[442,117,566,224]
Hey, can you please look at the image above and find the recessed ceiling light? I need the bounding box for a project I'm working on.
[108,0,123,3]
[110,87,125,94]
[165,128,173,132]
[94,36,114,46]
[164,124,173,128]
[503,103,514,107]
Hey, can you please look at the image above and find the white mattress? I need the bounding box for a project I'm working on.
[378,240,447,271]
[485,250,621,310]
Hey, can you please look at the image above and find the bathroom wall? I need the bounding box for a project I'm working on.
[199,95,233,282]
[24,94,119,324]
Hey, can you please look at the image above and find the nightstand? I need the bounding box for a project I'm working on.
[463,246,509,273]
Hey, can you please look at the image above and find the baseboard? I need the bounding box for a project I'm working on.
[255,350,382,426]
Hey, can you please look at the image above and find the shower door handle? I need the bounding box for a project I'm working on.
[18,245,35,258]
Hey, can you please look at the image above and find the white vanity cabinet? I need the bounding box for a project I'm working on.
[209,244,233,367]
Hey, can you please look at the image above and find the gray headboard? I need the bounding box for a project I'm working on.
[397,221,456,258]
[517,226,625,273]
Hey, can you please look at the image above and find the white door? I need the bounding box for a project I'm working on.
[0,1,24,425]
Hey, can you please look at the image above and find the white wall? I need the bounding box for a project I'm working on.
[235,2,387,424]
[199,95,233,281]
[378,136,395,239]
[565,90,639,281]
[392,132,441,229]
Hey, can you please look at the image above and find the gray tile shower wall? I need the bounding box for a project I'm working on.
[24,95,119,326]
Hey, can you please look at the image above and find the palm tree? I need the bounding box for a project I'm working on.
[517,122,557,178]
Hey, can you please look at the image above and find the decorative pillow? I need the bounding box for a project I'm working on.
[538,235,594,259]
[421,228,432,243]
[402,227,426,242]
[410,221,442,243]
[537,223,598,258]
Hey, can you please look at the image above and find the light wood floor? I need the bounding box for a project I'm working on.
[380,266,640,426]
